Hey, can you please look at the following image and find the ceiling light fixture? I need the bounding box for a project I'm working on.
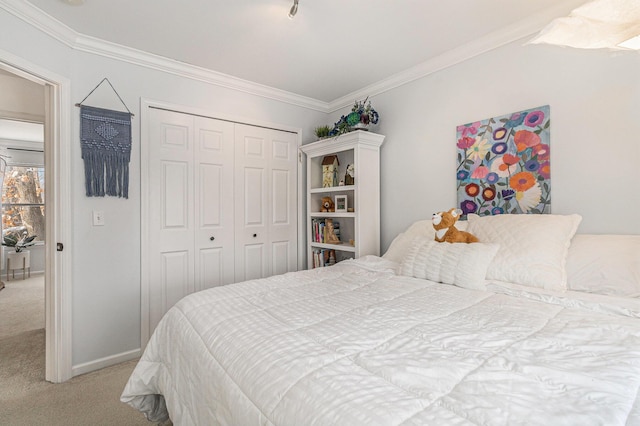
[528,0,640,50]
[288,0,299,19]
[618,34,640,49]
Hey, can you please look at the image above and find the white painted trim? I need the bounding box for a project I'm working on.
[0,48,73,383]
[0,0,328,113]
[326,0,590,112]
[140,98,302,347]
[139,100,150,349]
[72,348,141,377]
[0,0,587,114]
[296,132,305,272]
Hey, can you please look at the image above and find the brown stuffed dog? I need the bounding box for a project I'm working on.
[432,208,479,243]
[321,196,335,212]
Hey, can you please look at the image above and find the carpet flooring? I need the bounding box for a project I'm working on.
[0,276,44,339]
[0,277,166,425]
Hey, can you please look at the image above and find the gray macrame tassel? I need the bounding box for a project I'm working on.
[80,105,132,198]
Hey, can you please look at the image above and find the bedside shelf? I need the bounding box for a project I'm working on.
[301,131,385,269]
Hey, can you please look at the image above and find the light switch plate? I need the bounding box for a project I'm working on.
[93,210,105,226]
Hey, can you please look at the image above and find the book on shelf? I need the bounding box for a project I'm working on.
[311,218,341,244]
[312,248,337,268]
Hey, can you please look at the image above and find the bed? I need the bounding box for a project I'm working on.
[121,213,640,425]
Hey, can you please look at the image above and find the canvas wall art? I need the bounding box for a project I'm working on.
[456,105,551,216]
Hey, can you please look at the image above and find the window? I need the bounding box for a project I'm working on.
[2,166,45,243]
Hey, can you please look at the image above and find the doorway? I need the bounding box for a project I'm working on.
[0,51,73,383]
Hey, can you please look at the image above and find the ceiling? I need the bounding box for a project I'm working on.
[23,0,589,103]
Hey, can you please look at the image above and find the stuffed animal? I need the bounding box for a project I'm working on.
[432,208,479,243]
[321,196,335,212]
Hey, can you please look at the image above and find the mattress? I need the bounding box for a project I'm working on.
[121,256,640,425]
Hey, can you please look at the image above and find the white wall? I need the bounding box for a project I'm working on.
[4,6,640,371]
[0,9,327,368]
[327,39,640,252]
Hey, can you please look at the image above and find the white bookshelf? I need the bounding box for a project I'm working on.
[300,130,385,268]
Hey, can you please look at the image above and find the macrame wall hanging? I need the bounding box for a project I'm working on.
[76,78,134,198]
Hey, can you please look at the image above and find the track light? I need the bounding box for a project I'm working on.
[288,0,299,19]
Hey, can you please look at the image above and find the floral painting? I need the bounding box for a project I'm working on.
[456,105,551,216]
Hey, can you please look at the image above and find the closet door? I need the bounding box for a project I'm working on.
[148,109,234,332]
[194,116,235,291]
[148,108,195,331]
[234,124,298,281]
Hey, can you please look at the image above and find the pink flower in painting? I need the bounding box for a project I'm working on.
[525,110,545,127]
[539,161,551,179]
[471,165,489,179]
[533,144,550,161]
[514,130,541,152]
[457,136,475,150]
[457,121,481,137]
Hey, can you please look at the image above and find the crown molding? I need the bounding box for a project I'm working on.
[0,0,329,112]
[327,0,588,113]
[2,0,586,115]
[0,0,77,48]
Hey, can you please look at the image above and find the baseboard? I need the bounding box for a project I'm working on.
[71,348,141,377]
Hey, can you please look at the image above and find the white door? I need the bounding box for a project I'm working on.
[148,109,235,332]
[234,124,298,281]
[194,116,235,291]
[148,108,194,331]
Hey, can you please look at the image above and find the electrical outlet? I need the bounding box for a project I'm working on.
[93,210,105,226]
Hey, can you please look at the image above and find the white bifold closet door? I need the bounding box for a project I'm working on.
[234,123,298,282]
[147,108,297,333]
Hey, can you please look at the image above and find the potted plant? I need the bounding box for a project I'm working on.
[3,228,37,253]
[330,97,379,136]
[2,228,36,280]
[314,125,331,140]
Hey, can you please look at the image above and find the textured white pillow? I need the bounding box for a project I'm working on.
[399,238,499,290]
[466,213,582,291]
[383,220,468,263]
[567,234,640,297]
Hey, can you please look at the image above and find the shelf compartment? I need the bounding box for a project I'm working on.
[310,212,356,218]
[310,185,355,194]
[310,242,356,252]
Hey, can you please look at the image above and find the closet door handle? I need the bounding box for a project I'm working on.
[209,236,215,241]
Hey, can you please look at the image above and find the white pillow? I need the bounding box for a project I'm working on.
[567,234,640,297]
[399,238,499,291]
[466,213,582,291]
[383,219,468,263]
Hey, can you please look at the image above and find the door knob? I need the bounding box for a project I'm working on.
[253,233,257,238]
[210,236,215,241]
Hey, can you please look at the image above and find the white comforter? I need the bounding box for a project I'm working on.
[122,256,640,425]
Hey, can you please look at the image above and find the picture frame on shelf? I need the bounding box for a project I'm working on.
[335,195,347,213]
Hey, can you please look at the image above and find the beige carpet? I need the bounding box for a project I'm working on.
[0,277,167,425]
[0,275,45,339]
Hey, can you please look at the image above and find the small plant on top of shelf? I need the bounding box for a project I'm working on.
[314,125,331,140]
[329,97,379,136]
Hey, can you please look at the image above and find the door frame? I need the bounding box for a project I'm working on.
[0,49,73,382]
[140,98,303,348]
